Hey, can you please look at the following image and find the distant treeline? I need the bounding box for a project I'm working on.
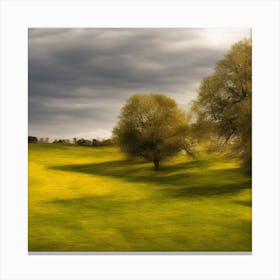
[28,136,113,146]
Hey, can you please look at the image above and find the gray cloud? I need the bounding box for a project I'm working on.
[28,28,250,139]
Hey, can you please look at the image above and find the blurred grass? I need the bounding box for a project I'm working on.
[28,143,251,252]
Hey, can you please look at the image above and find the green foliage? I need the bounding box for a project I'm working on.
[113,94,189,170]
[76,138,92,146]
[28,136,38,143]
[74,138,113,146]
[192,39,252,173]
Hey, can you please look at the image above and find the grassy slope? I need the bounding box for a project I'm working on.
[28,143,251,251]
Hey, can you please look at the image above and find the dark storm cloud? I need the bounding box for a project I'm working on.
[28,28,250,139]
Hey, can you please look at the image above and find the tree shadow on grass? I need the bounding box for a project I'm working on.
[49,159,251,199]
[51,159,208,175]
[232,200,252,207]
[160,182,250,198]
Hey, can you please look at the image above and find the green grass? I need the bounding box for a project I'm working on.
[28,143,251,252]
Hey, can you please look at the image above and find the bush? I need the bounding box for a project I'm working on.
[77,138,92,146]
[28,136,38,143]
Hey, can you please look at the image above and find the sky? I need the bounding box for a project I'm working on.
[28,28,251,140]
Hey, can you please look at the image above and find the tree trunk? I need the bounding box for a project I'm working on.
[153,158,160,171]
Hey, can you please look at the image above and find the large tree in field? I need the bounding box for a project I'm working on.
[113,94,189,170]
[192,39,252,173]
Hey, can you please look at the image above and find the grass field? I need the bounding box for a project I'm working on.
[28,143,251,252]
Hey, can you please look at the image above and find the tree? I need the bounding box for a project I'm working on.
[192,39,252,173]
[28,136,38,143]
[77,138,92,146]
[113,94,189,170]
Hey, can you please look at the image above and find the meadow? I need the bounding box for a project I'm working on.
[28,143,251,252]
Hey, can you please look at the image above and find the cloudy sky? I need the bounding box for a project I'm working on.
[29,28,250,140]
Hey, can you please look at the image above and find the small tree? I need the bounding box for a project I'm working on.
[28,136,38,143]
[92,139,100,146]
[113,94,189,170]
[77,138,92,146]
[100,139,113,146]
